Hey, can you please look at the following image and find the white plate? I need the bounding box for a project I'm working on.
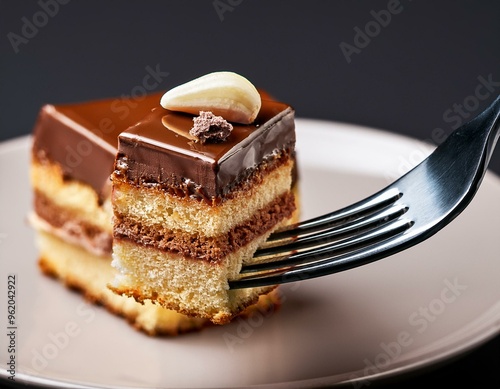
[2,119,500,388]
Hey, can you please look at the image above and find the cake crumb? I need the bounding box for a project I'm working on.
[190,111,233,144]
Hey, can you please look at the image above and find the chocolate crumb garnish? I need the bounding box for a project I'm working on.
[190,111,233,144]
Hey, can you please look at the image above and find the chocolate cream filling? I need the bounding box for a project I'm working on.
[114,191,296,263]
[33,191,112,255]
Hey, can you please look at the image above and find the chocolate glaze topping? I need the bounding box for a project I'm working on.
[115,98,295,202]
[32,93,163,198]
[32,91,295,202]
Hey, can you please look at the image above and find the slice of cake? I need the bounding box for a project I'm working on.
[30,90,285,335]
[109,72,296,324]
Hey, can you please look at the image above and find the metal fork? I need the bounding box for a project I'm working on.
[229,95,500,289]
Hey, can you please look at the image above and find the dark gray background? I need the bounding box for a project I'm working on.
[1,1,500,388]
[1,0,500,178]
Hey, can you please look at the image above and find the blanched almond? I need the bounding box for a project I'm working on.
[160,71,261,124]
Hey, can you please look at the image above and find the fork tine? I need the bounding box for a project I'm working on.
[230,218,413,289]
[255,202,409,260]
[261,187,402,248]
